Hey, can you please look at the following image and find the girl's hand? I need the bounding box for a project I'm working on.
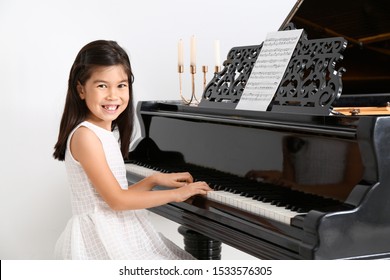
[173,181,212,202]
[152,172,194,188]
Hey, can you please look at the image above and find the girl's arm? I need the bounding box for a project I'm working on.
[71,127,211,211]
[131,171,195,192]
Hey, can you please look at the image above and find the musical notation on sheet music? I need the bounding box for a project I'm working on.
[236,29,303,111]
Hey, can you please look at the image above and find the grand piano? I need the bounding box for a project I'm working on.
[126,0,390,259]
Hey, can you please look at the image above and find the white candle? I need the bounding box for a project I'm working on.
[190,35,196,66]
[178,39,184,67]
[214,39,221,68]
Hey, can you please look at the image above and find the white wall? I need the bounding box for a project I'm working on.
[0,0,296,259]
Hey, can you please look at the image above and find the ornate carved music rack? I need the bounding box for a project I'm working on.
[199,26,348,116]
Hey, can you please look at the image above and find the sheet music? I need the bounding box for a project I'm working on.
[236,29,303,111]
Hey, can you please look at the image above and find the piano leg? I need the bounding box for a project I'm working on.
[178,226,222,260]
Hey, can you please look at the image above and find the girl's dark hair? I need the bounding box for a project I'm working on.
[53,40,134,161]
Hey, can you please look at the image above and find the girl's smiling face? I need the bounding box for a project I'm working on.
[78,65,130,130]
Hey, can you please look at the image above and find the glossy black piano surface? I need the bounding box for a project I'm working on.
[126,101,390,259]
[126,0,390,259]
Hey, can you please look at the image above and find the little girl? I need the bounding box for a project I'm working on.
[53,40,211,259]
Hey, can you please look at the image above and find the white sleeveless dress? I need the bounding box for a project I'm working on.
[55,121,194,260]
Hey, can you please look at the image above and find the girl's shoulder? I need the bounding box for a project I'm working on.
[71,121,110,139]
[68,121,102,149]
[72,124,99,143]
[68,121,114,151]
[68,122,104,162]
[68,121,94,140]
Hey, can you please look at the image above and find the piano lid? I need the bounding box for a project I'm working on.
[280,0,390,96]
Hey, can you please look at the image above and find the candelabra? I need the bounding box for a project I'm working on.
[178,64,221,105]
[179,65,199,105]
[177,37,221,106]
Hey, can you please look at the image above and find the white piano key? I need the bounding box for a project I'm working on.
[246,198,297,223]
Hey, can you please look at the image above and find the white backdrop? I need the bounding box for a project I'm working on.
[0,0,296,259]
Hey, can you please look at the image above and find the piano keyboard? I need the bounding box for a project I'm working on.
[125,162,302,225]
[125,163,161,177]
[206,191,299,224]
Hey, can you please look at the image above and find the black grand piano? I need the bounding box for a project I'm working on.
[126,0,390,259]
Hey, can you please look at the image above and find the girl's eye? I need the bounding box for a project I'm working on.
[98,84,107,88]
[118,83,128,88]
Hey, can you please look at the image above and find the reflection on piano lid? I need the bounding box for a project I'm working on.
[281,0,390,106]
